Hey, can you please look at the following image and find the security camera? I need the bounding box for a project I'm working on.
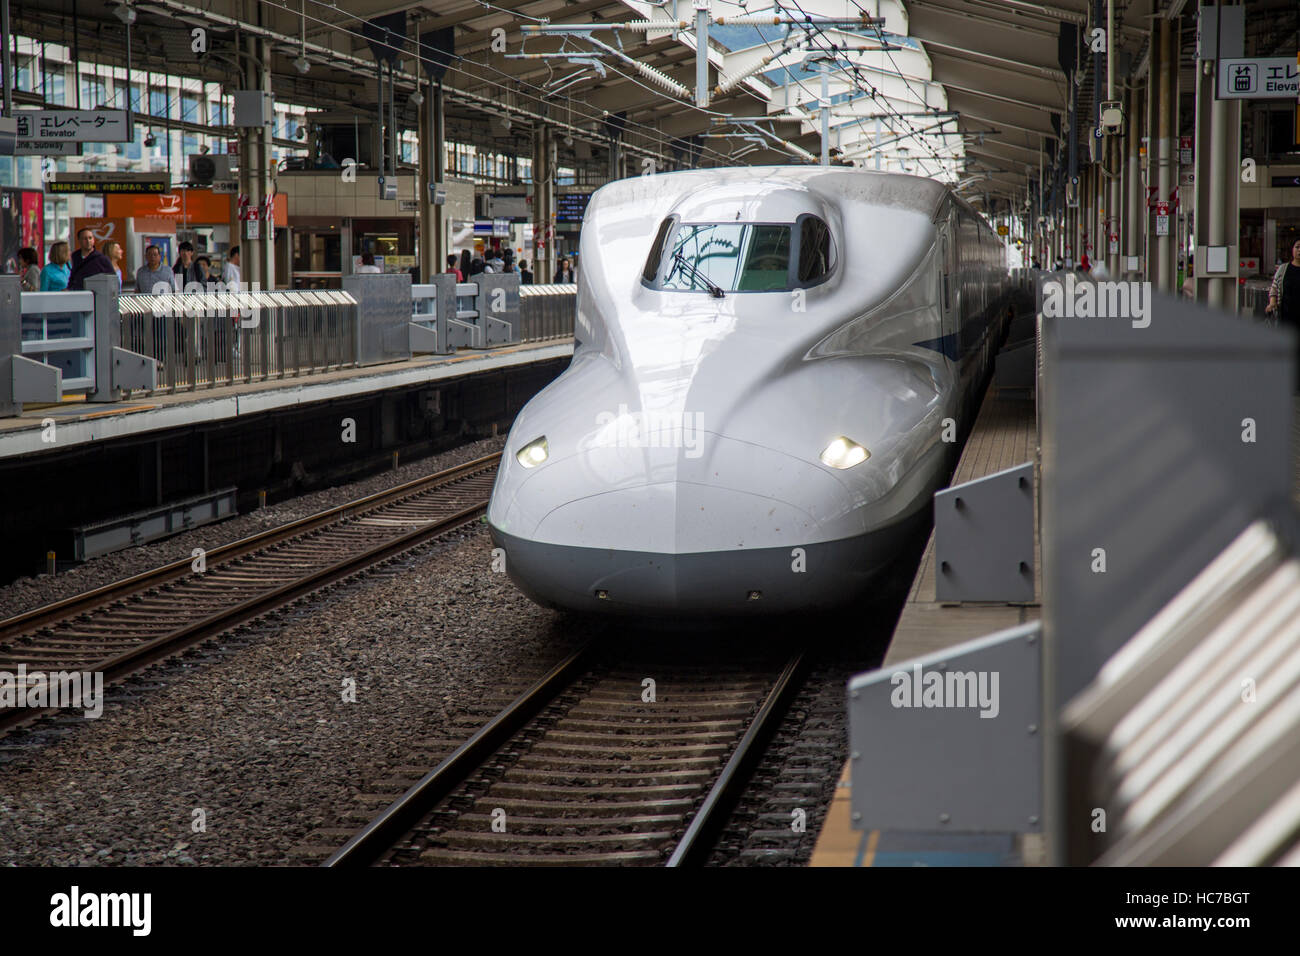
[115,3,137,25]
[409,89,424,107]
[293,54,311,75]
[144,131,156,147]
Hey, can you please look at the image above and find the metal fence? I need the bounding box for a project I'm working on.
[519,284,576,342]
[19,290,97,393]
[5,277,577,409]
[117,290,357,393]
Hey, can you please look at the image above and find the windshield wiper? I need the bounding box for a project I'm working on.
[672,251,725,299]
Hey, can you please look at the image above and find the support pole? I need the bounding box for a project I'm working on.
[1108,127,1121,276]
[1125,82,1142,276]
[433,84,445,277]
[0,0,10,118]
[240,34,275,290]
[695,1,710,109]
[418,83,445,283]
[820,60,830,166]
[1156,16,1174,292]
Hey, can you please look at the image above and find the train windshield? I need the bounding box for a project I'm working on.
[646,215,833,293]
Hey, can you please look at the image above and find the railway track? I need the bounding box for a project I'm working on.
[324,643,807,867]
[0,453,501,734]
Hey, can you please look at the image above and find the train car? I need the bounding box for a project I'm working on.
[488,166,1011,616]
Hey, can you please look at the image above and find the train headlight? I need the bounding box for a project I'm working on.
[516,436,549,468]
[819,436,870,469]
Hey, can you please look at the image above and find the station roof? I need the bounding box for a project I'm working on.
[11,0,1300,212]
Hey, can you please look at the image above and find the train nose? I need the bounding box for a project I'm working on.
[489,438,894,614]
[499,438,846,549]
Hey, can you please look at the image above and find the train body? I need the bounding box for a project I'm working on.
[488,166,1011,615]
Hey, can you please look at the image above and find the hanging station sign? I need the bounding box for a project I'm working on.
[1216,58,1299,99]
[15,109,131,143]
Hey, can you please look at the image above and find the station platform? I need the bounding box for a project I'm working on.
[811,382,1300,867]
[810,383,1040,867]
[0,339,574,461]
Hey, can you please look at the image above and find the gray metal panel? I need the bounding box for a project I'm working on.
[848,621,1043,832]
[1039,288,1294,705]
[84,274,119,401]
[343,273,413,366]
[935,462,1035,603]
[476,273,521,344]
[73,487,239,560]
[111,346,158,391]
[9,353,62,402]
[429,273,458,354]
[1,276,27,415]
[409,323,440,353]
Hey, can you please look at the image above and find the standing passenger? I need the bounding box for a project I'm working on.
[554,258,574,283]
[67,241,116,290]
[222,246,242,291]
[101,241,125,290]
[18,247,41,291]
[446,254,463,281]
[1266,239,1300,388]
[135,244,178,293]
[173,240,202,287]
[70,227,96,273]
[194,255,214,287]
[40,242,71,291]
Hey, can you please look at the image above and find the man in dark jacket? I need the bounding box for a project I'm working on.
[67,248,116,290]
[70,227,96,273]
[173,241,204,288]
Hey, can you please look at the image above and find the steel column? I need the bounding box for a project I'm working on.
[1125,82,1142,276]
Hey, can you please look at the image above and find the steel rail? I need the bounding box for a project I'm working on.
[0,452,501,642]
[323,643,593,868]
[0,455,500,734]
[665,651,808,867]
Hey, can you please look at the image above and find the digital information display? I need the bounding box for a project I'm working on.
[556,192,592,223]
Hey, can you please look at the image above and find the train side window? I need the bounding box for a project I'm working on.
[642,216,676,284]
[796,215,834,284]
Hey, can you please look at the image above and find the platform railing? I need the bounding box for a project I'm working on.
[3,273,578,412]
[117,289,358,394]
[409,275,573,354]
[19,290,97,393]
[519,283,576,342]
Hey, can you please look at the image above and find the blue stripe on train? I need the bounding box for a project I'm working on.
[911,332,960,361]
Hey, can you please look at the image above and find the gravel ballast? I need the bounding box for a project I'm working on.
[0,521,593,866]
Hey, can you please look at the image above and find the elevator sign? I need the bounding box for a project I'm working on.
[1217,58,1299,99]
[14,109,130,143]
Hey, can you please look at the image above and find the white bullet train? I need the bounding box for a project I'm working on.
[488,166,1011,615]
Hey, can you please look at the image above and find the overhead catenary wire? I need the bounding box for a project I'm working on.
[266,0,738,166]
